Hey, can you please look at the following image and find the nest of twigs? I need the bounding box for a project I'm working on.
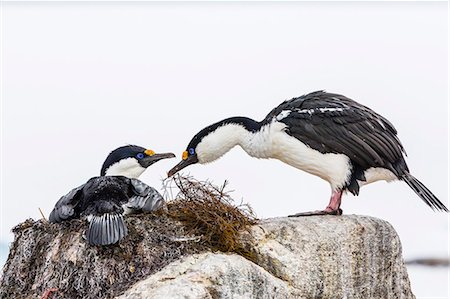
[162,174,258,258]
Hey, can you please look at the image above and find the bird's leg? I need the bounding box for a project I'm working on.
[324,189,343,214]
[289,190,343,217]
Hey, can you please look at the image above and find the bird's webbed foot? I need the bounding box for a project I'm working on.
[289,190,344,217]
[288,208,343,217]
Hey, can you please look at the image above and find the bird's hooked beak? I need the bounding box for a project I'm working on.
[167,153,199,177]
[140,150,176,168]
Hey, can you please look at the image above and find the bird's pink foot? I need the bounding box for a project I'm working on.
[289,190,343,217]
[288,208,343,217]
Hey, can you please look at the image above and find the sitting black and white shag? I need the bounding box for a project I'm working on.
[49,145,175,245]
[168,91,448,215]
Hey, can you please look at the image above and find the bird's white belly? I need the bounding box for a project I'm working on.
[271,131,352,190]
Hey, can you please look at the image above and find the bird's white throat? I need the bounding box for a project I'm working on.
[195,122,281,163]
[104,158,146,178]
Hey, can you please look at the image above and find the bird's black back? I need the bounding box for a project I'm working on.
[76,176,132,216]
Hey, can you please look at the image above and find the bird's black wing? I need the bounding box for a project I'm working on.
[49,184,85,223]
[124,178,164,213]
[264,91,408,176]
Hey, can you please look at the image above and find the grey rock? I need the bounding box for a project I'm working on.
[117,215,414,299]
[116,253,294,299]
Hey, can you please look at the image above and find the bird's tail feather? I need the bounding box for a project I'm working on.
[402,173,448,212]
[86,213,128,245]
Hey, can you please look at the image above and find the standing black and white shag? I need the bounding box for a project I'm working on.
[49,145,175,245]
[168,91,448,215]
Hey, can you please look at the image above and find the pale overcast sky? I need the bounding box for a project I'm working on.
[1,2,448,296]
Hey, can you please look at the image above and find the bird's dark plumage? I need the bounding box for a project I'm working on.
[402,173,448,212]
[49,176,164,245]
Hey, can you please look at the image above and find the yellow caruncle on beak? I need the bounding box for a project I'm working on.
[145,149,155,156]
[182,151,188,160]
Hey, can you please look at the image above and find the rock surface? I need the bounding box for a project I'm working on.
[117,215,414,299]
[116,253,293,299]
[1,215,415,299]
[249,216,414,299]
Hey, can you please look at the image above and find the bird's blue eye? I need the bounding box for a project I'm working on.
[136,153,145,159]
[188,148,195,155]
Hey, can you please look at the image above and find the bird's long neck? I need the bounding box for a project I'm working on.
[196,117,275,163]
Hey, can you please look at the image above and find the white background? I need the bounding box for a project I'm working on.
[1,2,449,297]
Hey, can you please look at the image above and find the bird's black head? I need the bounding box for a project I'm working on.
[101,145,175,178]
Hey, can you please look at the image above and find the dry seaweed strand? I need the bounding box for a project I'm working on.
[163,175,257,259]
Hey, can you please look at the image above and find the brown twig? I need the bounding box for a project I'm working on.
[38,208,47,222]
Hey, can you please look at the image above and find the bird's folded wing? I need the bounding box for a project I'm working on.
[48,184,84,223]
[125,179,164,212]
